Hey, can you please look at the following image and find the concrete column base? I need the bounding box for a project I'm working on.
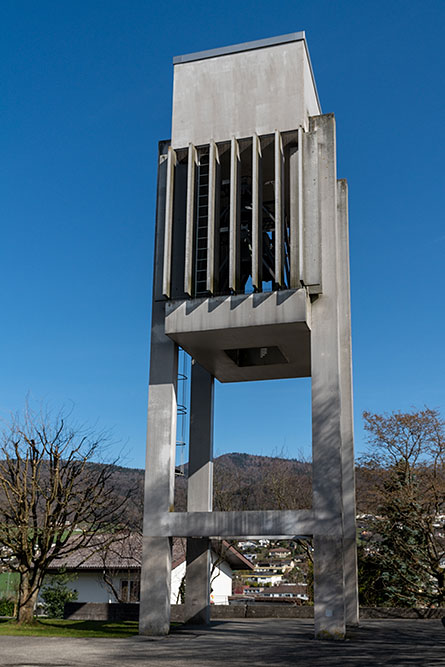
[139,536,172,635]
[313,535,346,639]
[185,537,211,624]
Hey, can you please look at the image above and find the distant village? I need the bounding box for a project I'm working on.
[230,539,310,604]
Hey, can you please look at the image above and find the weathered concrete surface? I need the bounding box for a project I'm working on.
[337,178,359,626]
[171,36,320,148]
[2,619,445,666]
[165,289,311,383]
[145,508,315,539]
[309,114,346,638]
[140,155,179,634]
[185,362,214,625]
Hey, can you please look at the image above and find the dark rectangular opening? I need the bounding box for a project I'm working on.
[225,346,288,367]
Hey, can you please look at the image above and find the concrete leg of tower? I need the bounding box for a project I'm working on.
[309,114,346,639]
[185,361,214,624]
[312,302,347,639]
[140,301,178,635]
[185,537,211,623]
[337,179,359,626]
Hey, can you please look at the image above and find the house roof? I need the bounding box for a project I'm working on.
[46,534,253,572]
[262,584,307,595]
[216,541,254,571]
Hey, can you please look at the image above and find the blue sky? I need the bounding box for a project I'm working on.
[1,1,444,469]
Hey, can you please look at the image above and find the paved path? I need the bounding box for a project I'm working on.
[1,619,445,666]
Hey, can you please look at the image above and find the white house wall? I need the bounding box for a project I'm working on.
[42,558,232,606]
[170,561,186,604]
[210,555,232,605]
[41,571,115,604]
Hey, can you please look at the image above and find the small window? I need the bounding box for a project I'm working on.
[120,579,140,602]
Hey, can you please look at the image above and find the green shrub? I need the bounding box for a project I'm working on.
[0,597,15,616]
[40,573,78,618]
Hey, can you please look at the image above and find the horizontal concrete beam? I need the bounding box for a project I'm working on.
[145,510,316,539]
[164,289,312,382]
[166,289,310,333]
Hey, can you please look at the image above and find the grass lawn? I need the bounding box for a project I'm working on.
[0,618,140,638]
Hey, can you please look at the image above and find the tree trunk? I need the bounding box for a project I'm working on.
[436,570,445,607]
[17,571,39,624]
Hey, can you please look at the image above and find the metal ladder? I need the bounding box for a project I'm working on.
[194,151,209,296]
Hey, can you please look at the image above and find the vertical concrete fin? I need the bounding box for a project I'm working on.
[302,125,322,292]
[289,131,301,289]
[184,143,196,297]
[153,143,170,301]
[337,178,359,626]
[229,137,240,293]
[274,130,285,288]
[206,140,219,295]
[252,133,262,291]
[162,146,176,299]
[298,127,305,284]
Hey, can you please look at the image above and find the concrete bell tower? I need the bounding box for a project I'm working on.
[140,32,358,639]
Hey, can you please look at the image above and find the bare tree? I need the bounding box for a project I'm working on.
[359,408,445,606]
[264,451,312,511]
[98,531,142,603]
[213,451,312,511]
[0,404,130,623]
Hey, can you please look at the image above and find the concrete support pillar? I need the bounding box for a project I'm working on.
[337,179,359,626]
[140,304,178,635]
[185,361,214,624]
[309,114,346,639]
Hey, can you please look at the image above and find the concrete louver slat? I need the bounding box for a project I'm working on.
[252,133,262,291]
[184,143,197,297]
[289,128,302,289]
[298,126,305,285]
[206,140,219,295]
[229,136,241,293]
[162,146,176,299]
[302,127,322,292]
[274,130,285,288]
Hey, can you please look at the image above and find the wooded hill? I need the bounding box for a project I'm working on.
[111,452,382,525]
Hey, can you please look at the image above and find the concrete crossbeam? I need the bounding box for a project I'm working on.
[145,509,316,539]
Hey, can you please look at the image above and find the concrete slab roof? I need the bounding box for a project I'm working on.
[173,32,306,64]
[171,32,321,145]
